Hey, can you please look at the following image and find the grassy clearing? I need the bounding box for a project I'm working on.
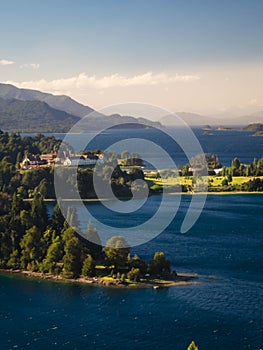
[145,175,263,191]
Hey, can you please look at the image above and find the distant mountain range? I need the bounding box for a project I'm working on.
[161,111,263,127]
[1,82,263,132]
[160,112,219,126]
[0,83,161,132]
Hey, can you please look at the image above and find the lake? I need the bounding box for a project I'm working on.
[1,194,262,350]
[23,127,263,167]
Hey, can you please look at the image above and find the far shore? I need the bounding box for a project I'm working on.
[0,269,200,289]
[22,191,263,203]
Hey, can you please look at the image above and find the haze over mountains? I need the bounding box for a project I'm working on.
[161,111,263,126]
[0,83,263,132]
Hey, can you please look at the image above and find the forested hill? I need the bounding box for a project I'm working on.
[0,83,162,132]
[0,83,94,118]
[242,123,263,132]
[0,97,80,132]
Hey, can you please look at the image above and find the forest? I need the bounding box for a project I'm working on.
[0,130,172,283]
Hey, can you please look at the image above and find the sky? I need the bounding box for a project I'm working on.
[0,0,263,117]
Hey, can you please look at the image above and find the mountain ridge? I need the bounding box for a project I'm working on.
[0,83,94,118]
[0,97,80,132]
[0,83,161,132]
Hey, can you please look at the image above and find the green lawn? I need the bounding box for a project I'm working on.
[145,175,263,191]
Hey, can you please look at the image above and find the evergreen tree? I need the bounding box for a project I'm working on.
[51,201,65,234]
[30,192,48,231]
[0,230,12,267]
[9,193,24,252]
[65,206,79,230]
[62,228,82,278]
[81,254,95,277]
[20,226,43,270]
[104,236,130,270]
[7,250,20,269]
[41,236,63,273]
[85,222,102,259]
[19,209,32,230]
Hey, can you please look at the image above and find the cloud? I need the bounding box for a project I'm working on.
[20,63,40,70]
[29,63,40,70]
[0,59,15,65]
[4,71,200,93]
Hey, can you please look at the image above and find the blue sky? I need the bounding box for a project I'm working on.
[1,0,263,115]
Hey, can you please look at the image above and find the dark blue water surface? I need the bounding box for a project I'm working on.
[1,195,263,350]
[23,128,263,167]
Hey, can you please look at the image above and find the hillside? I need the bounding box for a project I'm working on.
[242,123,263,132]
[0,83,93,117]
[0,96,161,133]
[0,97,80,132]
[0,83,162,132]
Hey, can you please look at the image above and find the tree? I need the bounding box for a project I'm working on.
[30,192,48,231]
[20,209,31,229]
[51,201,66,234]
[0,157,16,192]
[62,233,82,278]
[85,223,102,259]
[104,236,130,270]
[129,254,147,275]
[148,252,171,277]
[81,254,95,277]
[227,174,232,182]
[9,193,24,252]
[232,157,241,169]
[20,226,43,270]
[7,250,20,269]
[35,178,47,197]
[228,157,242,176]
[187,341,198,350]
[65,206,79,230]
[221,178,228,186]
[0,229,12,267]
[127,267,141,282]
[42,236,63,273]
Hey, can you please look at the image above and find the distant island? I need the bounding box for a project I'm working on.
[216,126,232,130]
[201,125,212,130]
[252,131,263,136]
[241,123,263,136]
[242,123,263,132]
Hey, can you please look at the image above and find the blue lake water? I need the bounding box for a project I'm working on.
[1,194,263,350]
[23,128,263,167]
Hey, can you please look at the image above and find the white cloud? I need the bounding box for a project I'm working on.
[0,59,15,65]
[4,71,200,93]
[20,63,40,70]
[30,63,40,70]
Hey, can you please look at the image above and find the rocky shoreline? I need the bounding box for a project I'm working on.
[0,269,199,289]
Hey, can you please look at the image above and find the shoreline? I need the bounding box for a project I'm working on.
[22,191,263,202]
[0,269,199,289]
